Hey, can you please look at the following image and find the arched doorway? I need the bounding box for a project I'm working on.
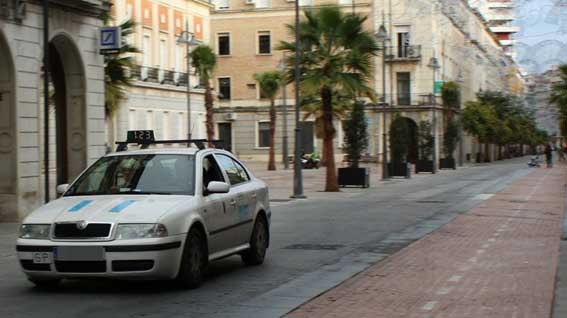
[389,116,418,164]
[0,31,17,221]
[48,34,87,194]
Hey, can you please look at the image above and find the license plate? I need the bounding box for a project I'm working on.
[32,252,52,264]
[54,246,105,261]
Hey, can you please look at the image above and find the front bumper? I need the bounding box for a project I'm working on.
[16,234,186,280]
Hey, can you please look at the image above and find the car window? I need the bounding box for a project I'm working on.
[66,154,195,196]
[203,155,225,188]
[216,154,250,186]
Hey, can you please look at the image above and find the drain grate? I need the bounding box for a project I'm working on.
[283,244,344,251]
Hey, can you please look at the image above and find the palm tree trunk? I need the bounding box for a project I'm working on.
[322,87,339,192]
[268,99,276,171]
[205,82,215,146]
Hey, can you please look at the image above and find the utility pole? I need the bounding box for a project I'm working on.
[429,55,441,174]
[177,22,199,143]
[292,0,305,198]
[376,24,389,180]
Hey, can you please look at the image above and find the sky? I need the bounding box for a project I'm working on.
[515,0,567,74]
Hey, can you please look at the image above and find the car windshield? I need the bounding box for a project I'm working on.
[65,154,195,196]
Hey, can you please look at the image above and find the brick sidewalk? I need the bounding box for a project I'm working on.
[286,166,566,318]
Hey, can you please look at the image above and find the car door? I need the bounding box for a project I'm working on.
[201,154,236,254]
[214,153,255,246]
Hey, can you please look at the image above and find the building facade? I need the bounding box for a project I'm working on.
[0,0,108,221]
[110,0,213,147]
[525,67,561,138]
[468,0,518,58]
[209,0,520,164]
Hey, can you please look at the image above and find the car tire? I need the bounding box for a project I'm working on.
[28,277,61,289]
[241,216,269,266]
[176,227,208,289]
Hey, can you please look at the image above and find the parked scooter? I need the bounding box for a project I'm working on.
[301,152,320,169]
[527,155,541,168]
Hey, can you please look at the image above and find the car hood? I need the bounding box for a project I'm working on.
[23,195,192,224]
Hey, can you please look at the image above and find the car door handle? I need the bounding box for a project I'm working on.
[229,200,237,206]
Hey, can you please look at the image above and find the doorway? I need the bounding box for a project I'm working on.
[0,31,17,221]
[48,34,87,196]
[300,121,314,154]
[217,122,232,152]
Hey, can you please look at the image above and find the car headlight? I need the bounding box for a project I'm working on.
[19,224,51,239]
[115,224,168,240]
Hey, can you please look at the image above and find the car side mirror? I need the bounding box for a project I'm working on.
[207,181,230,194]
[56,184,69,195]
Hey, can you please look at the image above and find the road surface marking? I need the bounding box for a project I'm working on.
[422,301,437,311]
[448,275,462,282]
[436,287,453,295]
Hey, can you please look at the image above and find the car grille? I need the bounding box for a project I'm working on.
[112,260,154,272]
[53,223,112,239]
[20,260,51,271]
[55,261,107,273]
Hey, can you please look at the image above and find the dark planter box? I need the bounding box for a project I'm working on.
[388,162,411,179]
[338,167,370,188]
[439,158,456,170]
[415,160,434,174]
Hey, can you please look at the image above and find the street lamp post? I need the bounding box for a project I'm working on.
[278,58,289,170]
[376,24,390,181]
[428,56,441,174]
[177,23,200,143]
[292,0,305,198]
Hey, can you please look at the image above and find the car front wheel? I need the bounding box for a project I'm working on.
[241,216,269,266]
[177,227,208,289]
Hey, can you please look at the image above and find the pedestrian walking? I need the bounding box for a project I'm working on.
[545,143,553,168]
[558,145,566,162]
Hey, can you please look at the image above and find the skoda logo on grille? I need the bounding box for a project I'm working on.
[76,220,88,230]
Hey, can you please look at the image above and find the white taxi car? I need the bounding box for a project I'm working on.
[16,132,270,289]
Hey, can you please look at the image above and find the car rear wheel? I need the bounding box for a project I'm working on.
[177,227,207,289]
[28,277,61,289]
[241,216,269,266]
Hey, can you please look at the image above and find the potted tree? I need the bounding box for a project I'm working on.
[389,115,411,178]
[416,120,434,173]
[440,119,459,169]
[338,101,370,188]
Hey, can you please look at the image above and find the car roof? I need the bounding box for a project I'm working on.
[105,147,201,157]
[104,147,233,157]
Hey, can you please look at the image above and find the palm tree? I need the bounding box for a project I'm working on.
[254,71,283,171]
[278,7,379,192]
[102,17,139,149]
[550,64,567,138]
[104,19,139,130]
[190,45,217,144]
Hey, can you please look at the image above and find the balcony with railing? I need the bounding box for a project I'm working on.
[378,93,436,107]
[384,45,422,62]
[130,65,197,88]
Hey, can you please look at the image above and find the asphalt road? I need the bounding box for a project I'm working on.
[0,158,534,318]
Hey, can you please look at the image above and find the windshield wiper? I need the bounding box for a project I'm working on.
[118,191,173,195]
